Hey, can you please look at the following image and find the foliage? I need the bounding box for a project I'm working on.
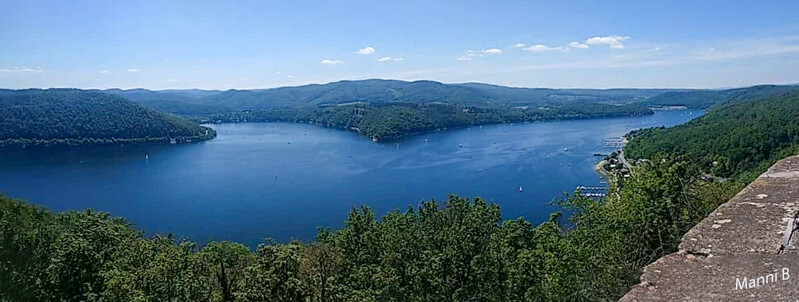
[114,80,683,112]
[626,90,799,177]
[202,102,652,141]
[2,83,797,301]
[0,89,216,148]
[636,90,726,109]
[0,160,739,302]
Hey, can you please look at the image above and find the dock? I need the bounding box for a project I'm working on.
[576,185,608,197]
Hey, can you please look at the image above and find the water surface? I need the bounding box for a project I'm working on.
[0,110,702,246]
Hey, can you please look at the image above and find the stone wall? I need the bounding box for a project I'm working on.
[621,155,799,301]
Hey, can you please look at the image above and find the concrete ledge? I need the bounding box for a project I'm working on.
[621,253,799,301]
[621,155,799,301]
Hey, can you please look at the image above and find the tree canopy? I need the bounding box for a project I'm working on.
[626,89,799,177]
[0,89,215,147]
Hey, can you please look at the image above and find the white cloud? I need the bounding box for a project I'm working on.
[523,44,563,52]
[513,43,526,48]
[165,79,179,83]
[483,48,502,54]
[457,50,483,61]
[378,56,404,62]
[321,59,344,65]
[99,70,110,74]
[585,35,630,49]
[569,41,589,49]
[356,46,376,55]
[127,68,139,72]
[0,66,42,73]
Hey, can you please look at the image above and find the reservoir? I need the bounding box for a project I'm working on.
[0,110,702,247]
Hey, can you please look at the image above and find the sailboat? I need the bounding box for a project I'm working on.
[518,186,523,192]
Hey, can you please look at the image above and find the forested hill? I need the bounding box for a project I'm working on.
[625,88,799,178]
[635,84,799,109]
[106,81,799,114]
[0,89,216,147]
[107,79,688,113]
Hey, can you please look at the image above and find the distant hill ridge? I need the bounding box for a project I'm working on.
[99,80,798,116]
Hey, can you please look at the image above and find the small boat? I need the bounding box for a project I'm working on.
[518,186,523,192]
[425,138,428,143]
[145,154,149,160]
[459,144,463,148]
[563,147,568,151]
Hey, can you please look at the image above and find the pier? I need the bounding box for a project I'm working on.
[576,185,608,197]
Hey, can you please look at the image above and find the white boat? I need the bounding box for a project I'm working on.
[563,147,568,151]
[518,186,523,192]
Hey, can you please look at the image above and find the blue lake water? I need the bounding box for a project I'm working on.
[0,110,702,247]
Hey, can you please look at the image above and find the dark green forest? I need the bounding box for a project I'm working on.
[2,85,798,301]
[626,89,799,178]
[7,89,799,301]
[106,79,685,112]
[0,157,737,301]
[199,102,652,141]
[5,83,794,144]
[0,89,216,147]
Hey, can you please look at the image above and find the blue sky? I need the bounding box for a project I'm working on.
[2,0,799,89]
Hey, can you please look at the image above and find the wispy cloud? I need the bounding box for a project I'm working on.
[469,35,799,79]
[0,66,42,73]
[523,44,563,52]
[356,46,376,55]
[483,48,502,54]
[99,70,110,74]
[127,68,139,72]
[457,50,483,61]
[513,43,526,48]
[569,41,589,49]
[321,59,344,65]
[585,35,630,49]
[378,56,404,62]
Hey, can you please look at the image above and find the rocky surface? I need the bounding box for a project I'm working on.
[621,155,799,301]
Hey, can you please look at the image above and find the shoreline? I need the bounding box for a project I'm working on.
[595,159,611,180]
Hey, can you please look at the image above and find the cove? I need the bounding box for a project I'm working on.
[0,110,702,247]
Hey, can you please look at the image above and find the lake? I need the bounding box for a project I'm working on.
[0,110,702,247]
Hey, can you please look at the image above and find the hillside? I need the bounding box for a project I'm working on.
[203,102,652,141]
[102,88,228,115]
[110,80,689,114]
[108,80,799,118]
[625,88,799,177]
[636,90,727,109]
[0,89,216,147]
